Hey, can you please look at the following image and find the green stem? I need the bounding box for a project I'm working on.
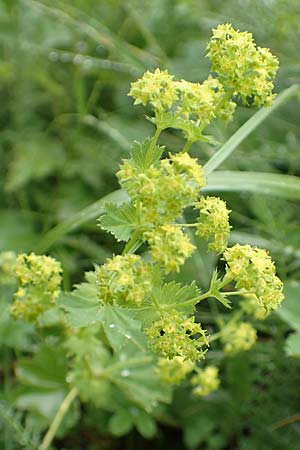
[223,290,255,297]
[164,290,213,310]
[122,232,143,255]
[181,140,194,153]
[39,388,78,450]
[209,330,223,343]
[173,223,197,228]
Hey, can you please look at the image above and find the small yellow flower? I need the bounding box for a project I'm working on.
[221,321,257,354]
[195,196,231,253]
[191,366,220,396]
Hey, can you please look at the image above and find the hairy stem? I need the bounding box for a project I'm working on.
[181,140,194,153]
[39,387,78,450]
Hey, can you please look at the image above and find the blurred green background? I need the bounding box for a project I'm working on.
[1,0,300,449]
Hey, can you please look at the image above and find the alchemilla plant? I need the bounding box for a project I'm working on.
[6,24,284,448]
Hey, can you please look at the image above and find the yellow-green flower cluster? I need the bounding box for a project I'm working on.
[207,23,279,106]
[155,356,195,385]
[0,251,17,284]
[128,69,236,137]
[128,68,178,113]
[195,196,231,253]
[145,310,208,361]
[221,321,257,354]
[191,366,220,396]
[117,153,205,226]
[96,254,152,306]
[240,294,268,320]
[224,244,284,313]
[144,225,195,273]
[176,76,236,125]
[10,253,62,322]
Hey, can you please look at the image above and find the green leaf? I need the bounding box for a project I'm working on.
[103,306,147,353]
[98,202,137,242]
[112,361,171,413]
[131,138,164,170]
[58,272,102,327]
[134,411,157,438]
[108,409,134,436]
[6,136,65,191]
[154,281,199,312]
[184,415,215,450]
[205,171,300,200]
[130,281,200,326]
[285,332,300,357]
[58,292,103,328]
[0,210,38,252]
[276,281,300,332]
[204,84,299,175]
[14,345,79,433]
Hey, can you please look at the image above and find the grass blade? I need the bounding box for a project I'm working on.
[204,171,300,199]
[36,190,128,253]
[204,84,299,175]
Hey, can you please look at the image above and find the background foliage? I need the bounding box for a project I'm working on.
[1,0,300,449]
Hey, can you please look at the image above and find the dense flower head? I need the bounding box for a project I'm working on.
[195,196,231,253]
[176,76,236,125]
[221,321,257,354]
[96,254,152,306]
[117,153,205,226]
[128,69,236,139]
[128,68,178,112]
[240,294,268,320]
[144,225,195,273]
[146,310,208,361]
[10,253,62,322]
[207,23,279,106]
[224,244,284,313]
[191,366,220,396]
[156,356,195,384]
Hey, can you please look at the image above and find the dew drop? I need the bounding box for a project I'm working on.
[73,54,84,65]
[49,51,58,62]
[66,375,73,383]
[121,369,130,377]
[76,41,87,53]
[125,333,131,340]
[60,52,71,63]
[109,323,115,329]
